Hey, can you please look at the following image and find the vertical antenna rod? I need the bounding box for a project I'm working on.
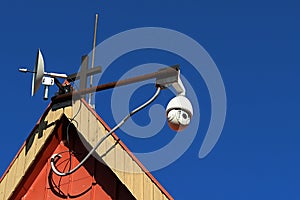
[88,13,99,108]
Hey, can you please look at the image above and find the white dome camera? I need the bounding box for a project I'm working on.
[156,66,193,131]
[166,95,193,131]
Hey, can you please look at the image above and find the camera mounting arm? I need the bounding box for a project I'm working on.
[155,65,185,96]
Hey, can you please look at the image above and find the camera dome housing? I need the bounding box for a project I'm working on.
[166,95,193,131]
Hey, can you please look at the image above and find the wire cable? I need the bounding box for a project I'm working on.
[50,87,161,176]
[65,79,83,170]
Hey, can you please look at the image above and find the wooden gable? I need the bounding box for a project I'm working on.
[0,100,173,200]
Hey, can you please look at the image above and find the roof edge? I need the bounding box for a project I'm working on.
[81,99,174,200]
[1,97,173,200]
[0,102,53,182]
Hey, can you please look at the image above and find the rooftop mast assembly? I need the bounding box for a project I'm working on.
[19,15,193,176]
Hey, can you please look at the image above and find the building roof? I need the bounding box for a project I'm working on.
[0,98,173,200]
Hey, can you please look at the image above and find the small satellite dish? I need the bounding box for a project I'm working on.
[32,49,45,96]
[19,49,68,100]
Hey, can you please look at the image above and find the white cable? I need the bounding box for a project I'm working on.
[50,87,161,176]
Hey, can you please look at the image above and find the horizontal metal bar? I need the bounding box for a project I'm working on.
[51,65,179,103]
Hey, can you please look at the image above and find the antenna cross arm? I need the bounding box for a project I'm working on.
[66,66,102,82]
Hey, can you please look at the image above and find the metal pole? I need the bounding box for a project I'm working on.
[51,65,179,103]
[88,13,99,108]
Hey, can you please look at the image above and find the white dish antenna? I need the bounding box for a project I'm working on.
[32,49,45,96]
[19,49,68,100]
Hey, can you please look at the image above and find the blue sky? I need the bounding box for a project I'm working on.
[1,1,300,199]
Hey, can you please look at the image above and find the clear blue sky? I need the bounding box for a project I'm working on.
[1,1,300,199]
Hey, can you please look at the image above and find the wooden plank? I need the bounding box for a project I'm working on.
[132,163,143,199]
[0,174,7,200]
[97,121,106,137]
[72,100,81,132]
[14,150,25,190]
[40,122,55,144]
[115,145,125,182]
[95,121,108,157]
[124,153,134,193]
[143,174,154,200]
[163,194,171,200]
[37,109,54,146]
[101,132,116,173]
[4,155,17,199]
[88,110,99,145]
[24,130,38,172]
[79,104,89,140]
[35,124,48,154]
[8,156,20,194]
[63,105,73,119]
[53,109,63,122]
[34,109,63,169]
[153,186,163,200]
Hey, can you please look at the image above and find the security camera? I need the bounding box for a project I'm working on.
[166,95,193,131]
[156,66,193,131]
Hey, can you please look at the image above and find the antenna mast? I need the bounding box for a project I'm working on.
[88,13,99,109]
